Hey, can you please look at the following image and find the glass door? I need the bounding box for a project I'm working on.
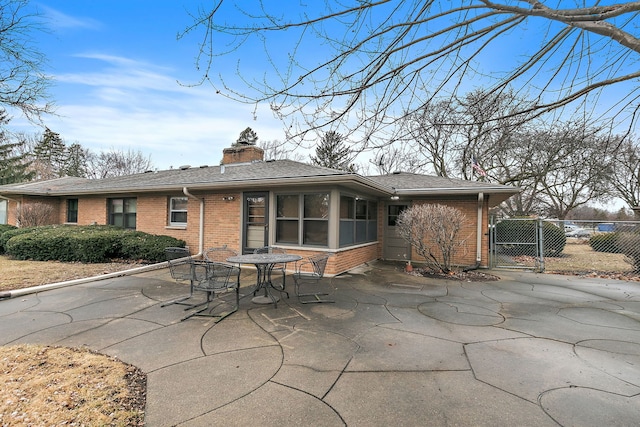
[243,192,268,254]
[383,203,411,260]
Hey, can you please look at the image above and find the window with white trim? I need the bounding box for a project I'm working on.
[169,197,188,225]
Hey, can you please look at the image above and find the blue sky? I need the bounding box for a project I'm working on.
[12,1,288,170]
[9,0,637,177]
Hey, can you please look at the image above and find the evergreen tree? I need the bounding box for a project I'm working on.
[64,143,88,177]
[32,128,67,179]
[310,131,357,172]
[234,127,258,146]
[0,109,34,184]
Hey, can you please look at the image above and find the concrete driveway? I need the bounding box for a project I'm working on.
[1,261,639,426]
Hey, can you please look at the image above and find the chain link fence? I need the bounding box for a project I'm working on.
[490,217,640,276]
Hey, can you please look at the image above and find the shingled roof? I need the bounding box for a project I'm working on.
[0,160,518,205]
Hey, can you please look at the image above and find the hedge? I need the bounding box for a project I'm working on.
[3,225,185,263]
[0,224,18,254]
[589,233,621,253]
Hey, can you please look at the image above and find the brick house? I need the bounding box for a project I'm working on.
[0,145,518,275]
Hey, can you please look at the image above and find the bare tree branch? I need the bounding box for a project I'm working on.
[184,1,640,148]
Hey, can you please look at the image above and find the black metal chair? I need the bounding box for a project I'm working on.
[204,245,239,264]
[182,260,240,321]
[161,247,196,307]
[254,246,289,299]
[293,253,333,304]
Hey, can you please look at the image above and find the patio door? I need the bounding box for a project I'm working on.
[383,203,411,260]
[243,192,268,254]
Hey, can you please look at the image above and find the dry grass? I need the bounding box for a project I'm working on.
[0,345,145,426]
[544,240,639,280]
[0,256,141,292]
[0,259,147,425]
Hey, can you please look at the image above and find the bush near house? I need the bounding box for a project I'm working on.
[589,233,621,253]
[495,219,566,257]
[3,225,185,263]
[616,232,640,272]
[0,224,17,253]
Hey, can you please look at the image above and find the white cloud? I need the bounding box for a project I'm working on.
[39,54,288,169]
[39,5,102,31]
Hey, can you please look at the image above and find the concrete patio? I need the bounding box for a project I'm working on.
[1,261,639,426]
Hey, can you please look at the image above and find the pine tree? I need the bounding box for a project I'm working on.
[32,128,67,179]
[310,131,357,172]
[0,109,35,184]
[64,143,88,177]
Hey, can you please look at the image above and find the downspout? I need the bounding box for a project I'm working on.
[183,187,204,256]
[464,192,484,272]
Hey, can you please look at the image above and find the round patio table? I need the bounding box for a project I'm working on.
[226,253,302,308]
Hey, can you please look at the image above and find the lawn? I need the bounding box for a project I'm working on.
[544,240,638,279]
[0,255,140,292]
[0,257,147,426]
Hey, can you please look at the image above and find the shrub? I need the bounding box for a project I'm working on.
[15,202,56,227]
[4,225,185,263]
[120,231,186,262]
[617,232,640,272]
[0,224,17,254]
[589,233,621,253]
[0,225,56,254]
[396,204,469,273]
[494,220,566,257]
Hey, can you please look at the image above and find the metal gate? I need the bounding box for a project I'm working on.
[490,217,544,272]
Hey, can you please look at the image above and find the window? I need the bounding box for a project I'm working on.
[0,199,7,224]
[276,193,329,246]
[108,198,137,229]
[67,199,78,223]
[276,195,299,244]
[169,197,188,225]
[388,205,406,226]
[339,195,377,247]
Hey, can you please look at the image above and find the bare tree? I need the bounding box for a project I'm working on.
[259,139,305,161]
[86,148,154,179]
[610,138,640,215]
[15,201,54,226]
[184,1,640,144]
[396,204,470,273]
[0,0,53,120]
[533,123,618,219]
[365,143,428,175]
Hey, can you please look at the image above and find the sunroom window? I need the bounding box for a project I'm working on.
[276,192,329,247]
[339,195,377,247]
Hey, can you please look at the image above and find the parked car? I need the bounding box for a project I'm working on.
[565,227,591,238]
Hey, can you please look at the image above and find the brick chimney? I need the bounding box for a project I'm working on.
[222,145,264,165]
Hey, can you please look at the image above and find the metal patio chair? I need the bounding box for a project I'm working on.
[161,247,196,307]
[182,260,240,321]
[204,245,239,265]
[254,246,289,299]
[293,253,333,304]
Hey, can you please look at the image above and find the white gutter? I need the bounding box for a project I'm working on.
[183,187,204,255]
[0,261,168,299]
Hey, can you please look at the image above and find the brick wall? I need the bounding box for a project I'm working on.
[222,146,264,165]
[406,196,488,268]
